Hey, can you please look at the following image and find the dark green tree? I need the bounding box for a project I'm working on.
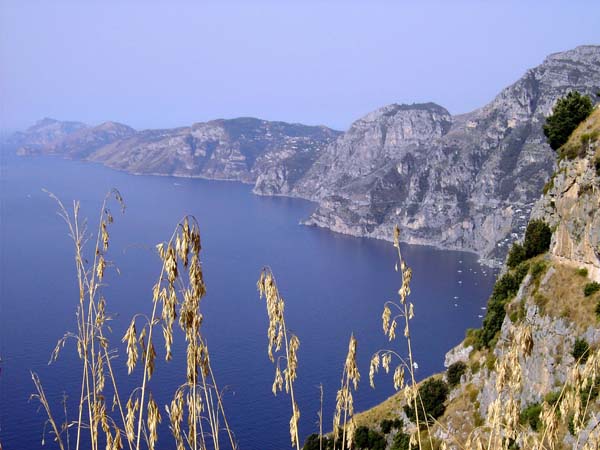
[523,220,552,259]
[543,91,593,150]
[573,338,590,364]
[403,378,449,425]
[584,282,600,297]
[302,434,333,450]
[390,432,413,450]
[447,361,467,387]
[353,426,386,450]
[507,243,526,268]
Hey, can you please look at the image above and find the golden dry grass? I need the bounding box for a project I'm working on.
[537,261,599,331]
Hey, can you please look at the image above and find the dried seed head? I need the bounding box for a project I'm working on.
[289,401,300,447]
[147,394,162,450]
[101,221,109,251]
[382,305,391,334]
[168,390,185,450]
[96,255,106,281]
[393,365,405,391]
[122,320,138,374]
[125,397,139,443]
[272,365,284,395]
[382,352,391,374]
[344,335,360,390]
[369,353,380,389]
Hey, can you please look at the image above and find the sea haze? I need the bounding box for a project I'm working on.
[0,153,497,449]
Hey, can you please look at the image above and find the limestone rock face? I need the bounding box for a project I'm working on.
[531,108,600,281]
[284,46,600,264]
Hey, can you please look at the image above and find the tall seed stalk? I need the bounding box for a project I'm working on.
[32,189,128,450]
[369,225,434,449]
[333,334,360,450]
[257,268,301,450]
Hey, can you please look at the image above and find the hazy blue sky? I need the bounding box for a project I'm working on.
[1,1,599,132]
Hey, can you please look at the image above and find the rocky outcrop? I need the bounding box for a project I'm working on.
[531,108,600,281]
[435,104,600,448]
[279,46,600,264]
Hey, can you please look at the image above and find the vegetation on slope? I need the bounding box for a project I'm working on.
[543,91,593,151]
[347,94,600,450]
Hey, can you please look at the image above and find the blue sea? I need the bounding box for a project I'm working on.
[0,153,496,449]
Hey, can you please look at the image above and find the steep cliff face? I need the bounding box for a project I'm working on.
[439,109,600,447]
[355,107,600,449]
[532,108,600,281]
[281,46,600,264]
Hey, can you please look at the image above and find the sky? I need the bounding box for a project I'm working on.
[1,1,599,132]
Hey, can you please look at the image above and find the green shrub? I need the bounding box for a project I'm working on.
[580,377,600,404]
[581,131,599,146]
[584,282,600,297]
[403,378,449,425]
[353,426,386,450]
[543,91,593,150]
[479,263,530,347]
[390,432,413,450]
[573,338,590,364]
[560,144,581,160]
[577,267,589,277]
[303,434,333,450]
[568,414,576,435]
[507,243,526,268]
[485,352,497,372]
[447,361,467,387]
[515,261,531,282]
[523,220,552,259]
[464,328,480,348]
[544,390,562,406]
[380,418,403,434]
[530,260,547,281]
[520,403,542,431]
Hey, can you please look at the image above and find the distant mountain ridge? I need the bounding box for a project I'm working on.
[8,45,600,264]
[11,117,342,186]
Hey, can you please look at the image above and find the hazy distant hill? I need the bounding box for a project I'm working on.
[13,117,342,187]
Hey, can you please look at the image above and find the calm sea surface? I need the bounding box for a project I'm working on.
[0,153,497,450]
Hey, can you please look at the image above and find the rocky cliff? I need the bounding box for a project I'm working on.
[10,45,600,265]
[531,107,600,281]
[279,45,600,264]
[355,104,600,449]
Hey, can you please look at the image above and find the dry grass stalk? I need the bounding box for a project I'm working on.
[30,372,67,450]
[369,225,434,447]
[333,335,360,450]
[257,267,301,450]
[31,193,235,450]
